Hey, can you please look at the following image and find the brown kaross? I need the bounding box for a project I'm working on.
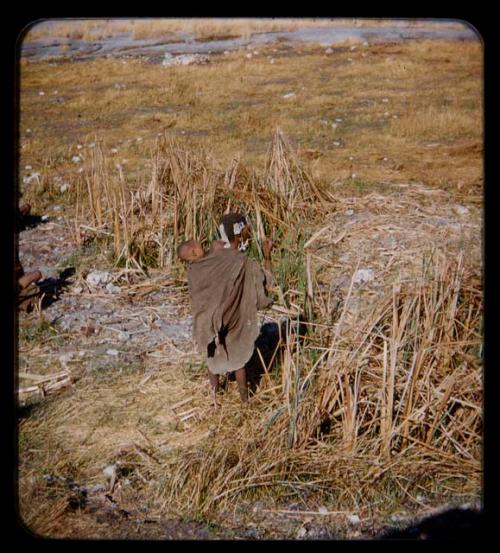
[179,213,274,405]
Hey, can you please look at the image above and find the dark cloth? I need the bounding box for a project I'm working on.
[187,248,271,375]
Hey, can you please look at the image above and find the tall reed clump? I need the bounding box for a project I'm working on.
[75,129,334,293]
[150,136,222,248]
[307,252,482,456]
[75,137,223,271]
[158,252,482,516]
[264,127,333,226]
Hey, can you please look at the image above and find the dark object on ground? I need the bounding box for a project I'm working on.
[379,508,483,540]
[245,316,308,392]
[17,267,75,313]
[16,252,43,312]
[17,203,46,231]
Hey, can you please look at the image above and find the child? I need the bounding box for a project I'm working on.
[177,239,205,263]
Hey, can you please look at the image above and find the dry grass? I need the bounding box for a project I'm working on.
[17,30,483,538]
[156,252,482,516]
[70,128,334,280]
[18,39,483,217]
[23,18,470,43]
[18,250,482,534]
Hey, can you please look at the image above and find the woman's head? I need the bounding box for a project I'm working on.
[219,212,251,251]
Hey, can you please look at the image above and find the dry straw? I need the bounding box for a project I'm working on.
[52,128,482,522]
[153,251,481,516]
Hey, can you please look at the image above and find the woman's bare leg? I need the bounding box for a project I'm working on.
[235,367,248,402]
[208,370,220,406]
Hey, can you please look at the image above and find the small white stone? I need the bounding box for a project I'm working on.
[283,92,296,99]
[103,465,117,479]
[346,209,354,216]
[105,282,121,294]
[331,123,338,129]
[39,91,45,96]
[297,527,307,538]
[86,270,112,286]
[25,165,32,170]
[318,506,328,514]
[348,514,360,525]
[335,118,343,122]
[382,98,389,103]
[325,48,333,54]
[110,148,118,154]
[353,269,375,284]
[60,183,69,193]
[455,205,469,217]
[246,53,253,59]
[106,349,119,356]
[71,155,81,163]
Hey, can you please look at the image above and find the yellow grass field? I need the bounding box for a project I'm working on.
[17,19,483,540]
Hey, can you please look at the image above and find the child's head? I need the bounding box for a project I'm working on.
[178,239,204,262]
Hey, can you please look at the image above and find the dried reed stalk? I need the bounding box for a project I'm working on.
[158,253,481,516]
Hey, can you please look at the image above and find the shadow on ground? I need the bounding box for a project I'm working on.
[378,508,483,540]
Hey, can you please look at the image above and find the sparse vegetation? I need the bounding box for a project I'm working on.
[17,19,482,539]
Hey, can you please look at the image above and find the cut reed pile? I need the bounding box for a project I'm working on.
[157,252,482,516]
